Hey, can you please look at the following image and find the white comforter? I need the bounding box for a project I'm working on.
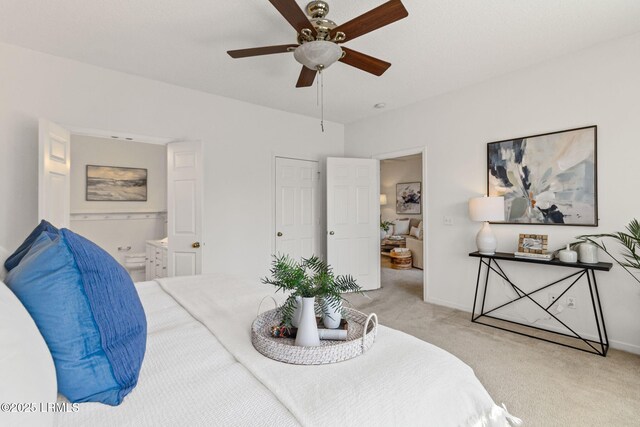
[57,275,515,427]
[56,280,298,427]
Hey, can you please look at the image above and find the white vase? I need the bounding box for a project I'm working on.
[558,244,578,263]
[295,297,320,347]
[322,298,342,329]
[578,242,599,264]
[291,296,303,327]
[380,229,387,240]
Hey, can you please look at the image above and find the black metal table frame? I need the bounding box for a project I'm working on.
[470,252,611,356]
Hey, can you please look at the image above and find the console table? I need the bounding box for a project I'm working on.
[469,251,612,356]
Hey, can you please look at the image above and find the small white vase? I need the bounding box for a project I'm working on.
[295,297,320,347]
[558,244,578,263]
[291,296,303,327]
[322,298,342,329]
[380,229,387,240]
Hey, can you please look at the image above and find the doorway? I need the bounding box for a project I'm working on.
[375,148,427,301]
[38,119,204,280]
[68,134,167,282]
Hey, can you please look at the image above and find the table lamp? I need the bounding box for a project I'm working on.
[380,194,388,205]
[468,196,505,255]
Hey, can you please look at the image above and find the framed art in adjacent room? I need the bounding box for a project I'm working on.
[487,125,597,226]
[396,182,421,214]
[86,165,148,201]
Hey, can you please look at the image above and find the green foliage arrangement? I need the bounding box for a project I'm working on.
[380,220,394,232]
[578,218,640,285]
[261,255,362,326]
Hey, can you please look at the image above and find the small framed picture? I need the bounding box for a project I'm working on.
[518,234,548,254]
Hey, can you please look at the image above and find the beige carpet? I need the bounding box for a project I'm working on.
[346,258,640,427]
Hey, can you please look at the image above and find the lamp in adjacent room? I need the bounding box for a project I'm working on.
[379,194,388,206]
[468,196,505,255]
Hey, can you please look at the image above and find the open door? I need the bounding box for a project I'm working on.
[38,119,71,228]
[326,157,380,291]
[274,157,321,260]
[167,141,203,277]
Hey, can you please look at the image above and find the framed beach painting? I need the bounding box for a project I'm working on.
[396,182,421,214]
[86,165,148,201]
[487,126,597,226]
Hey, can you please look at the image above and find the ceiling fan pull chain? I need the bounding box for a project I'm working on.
[319,68,324,132]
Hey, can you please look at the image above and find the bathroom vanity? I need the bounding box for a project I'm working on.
[146,239,168,280]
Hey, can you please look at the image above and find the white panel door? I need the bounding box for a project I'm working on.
[38,119,71,228]
[167,141,203,277]
[326,157,380,291]
[275,157,321,261]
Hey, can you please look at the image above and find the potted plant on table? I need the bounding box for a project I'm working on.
[577,218,640,285]
[380,220,394,240]
[261,255,362,347]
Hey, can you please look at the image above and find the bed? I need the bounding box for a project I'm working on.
[48,274,517,427]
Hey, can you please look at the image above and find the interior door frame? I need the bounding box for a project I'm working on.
[373,146,428,302]
[64,124,184,277]
[270,153,324,262]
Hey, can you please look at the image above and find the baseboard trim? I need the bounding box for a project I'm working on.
[423,296,640,355]
[424,296,469,312]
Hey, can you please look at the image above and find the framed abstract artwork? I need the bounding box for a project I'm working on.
[487,126,597,226]
[86,165,148,201]
[396,182,421,214]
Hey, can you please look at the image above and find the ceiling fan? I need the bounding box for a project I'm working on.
[227,0,409,88]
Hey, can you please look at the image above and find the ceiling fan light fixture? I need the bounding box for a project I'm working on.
[293,41,342,70]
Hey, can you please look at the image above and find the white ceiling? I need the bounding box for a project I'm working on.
[1,1,640,123]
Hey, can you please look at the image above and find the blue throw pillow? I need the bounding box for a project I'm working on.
[4,220,58,271]
[5,229,147,406]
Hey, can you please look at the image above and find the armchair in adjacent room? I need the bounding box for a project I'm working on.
[405,233,423,270]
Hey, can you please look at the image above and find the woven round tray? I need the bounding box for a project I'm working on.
[251,307,378,365]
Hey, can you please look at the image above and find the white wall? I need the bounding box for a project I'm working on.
[70,135,167,213]
[0,42,344,279]
[345,33,640,353]
[380,155,423,223]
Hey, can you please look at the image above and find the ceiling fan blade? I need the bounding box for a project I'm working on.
[339,47,391,76]
[227,44,298,58]
[269,0,317,37]
[296,66,317,88]
[330,0,408,43]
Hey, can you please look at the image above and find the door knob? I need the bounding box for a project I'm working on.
[192,242,201,248]
[329,231,335,235]
[277,232,283,237]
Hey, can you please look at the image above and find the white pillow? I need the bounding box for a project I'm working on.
[394,219,410,235]
[410,226,420,239]
[0,281,57,427]
[418,221,424,239]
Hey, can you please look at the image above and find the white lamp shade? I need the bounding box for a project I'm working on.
[469,196,505,222]
[294,41,342,70]
[380,194,388,205]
